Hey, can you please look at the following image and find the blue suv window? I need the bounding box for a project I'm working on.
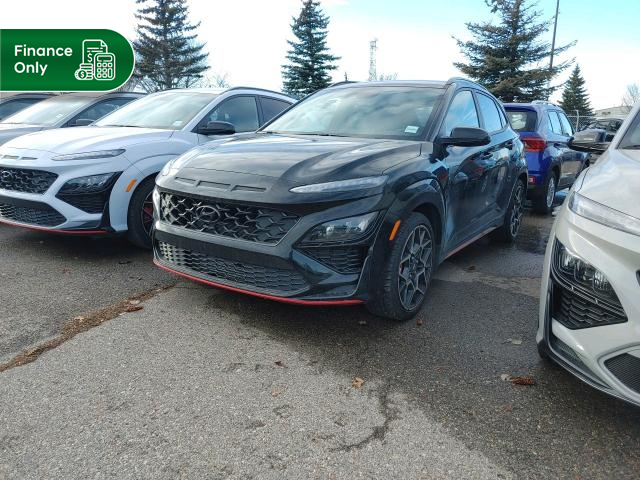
[506,110,537,132]
[548,111,563,134]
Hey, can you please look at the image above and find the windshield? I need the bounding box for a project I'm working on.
[1,96,94,126]
[95,91,217,130]
[263,86,444,140]
[506,110,537,132]
[618,111,640,149]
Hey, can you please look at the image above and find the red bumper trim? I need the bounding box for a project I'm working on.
[154,260,364,306]
[0,217,107,235]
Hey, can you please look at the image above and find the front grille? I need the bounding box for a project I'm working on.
[551,279,627,329]
[159,192,299,244]
[605,353,640,394]
[0,202,66,226]
[0,167,57,194]
[300,246,367,274]
[156,241,308,294]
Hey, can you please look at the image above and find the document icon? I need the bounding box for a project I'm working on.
[82,39,108,64]
[74,39,116,81]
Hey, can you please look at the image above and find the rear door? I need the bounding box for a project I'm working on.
[547,110,574,187]
[440,90,496,248]
[556,110,583,182]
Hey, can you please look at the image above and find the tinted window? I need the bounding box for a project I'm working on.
[506,110,537,131]
[443,91,479,135]
[265,86,443,140]
[619,111,640,149]
[206,96,259,132]
[72,97,134,123]
[557,112,573,135]
[476,93,503,132]
[0,98,42,120]
[260,97,291,123]
[95,92,217,130]
[548,111,563,134]
[1,96,95,126]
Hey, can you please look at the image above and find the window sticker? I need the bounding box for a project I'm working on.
[404,125,419,134]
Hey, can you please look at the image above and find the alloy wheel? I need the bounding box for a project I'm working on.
[397,224,433,311]
[546,176,556,209]
[141,191,154,236]
[510,182,525,237]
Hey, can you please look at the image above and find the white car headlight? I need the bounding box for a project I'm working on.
[569,192,640,237]
[52,149,125,161]
[290,176,387,194]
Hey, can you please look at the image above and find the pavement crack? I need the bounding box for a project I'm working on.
[0,283,175,373]
[334,385,398,452]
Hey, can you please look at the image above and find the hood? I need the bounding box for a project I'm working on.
[178,133,422,184]
[0,124,45,146]
[578,148,640,218]
[2,126,173,154]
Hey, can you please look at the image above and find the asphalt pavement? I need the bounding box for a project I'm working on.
[1,204,639,479]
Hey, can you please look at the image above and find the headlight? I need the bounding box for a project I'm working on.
[52,149,125,161]
[159,148,204,177]
[569,192,640,237]
[301,212,378,244]
[58,172,119,194]
[290,176,387,194]
[555,241,616,300]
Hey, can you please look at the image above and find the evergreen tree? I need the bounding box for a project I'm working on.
[133,0,209,92]
[454,0,574,102]
[282,0,340,97]
[559,65,593,117]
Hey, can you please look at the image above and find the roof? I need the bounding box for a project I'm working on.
[328,77,488,92]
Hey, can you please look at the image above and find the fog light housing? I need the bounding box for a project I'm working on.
[301,212,378,244]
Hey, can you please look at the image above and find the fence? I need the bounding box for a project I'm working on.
[566,115,597,131]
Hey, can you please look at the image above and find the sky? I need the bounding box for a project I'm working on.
[2,0,639,109]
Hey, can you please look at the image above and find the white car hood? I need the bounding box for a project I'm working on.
[2,126,173,154]
[579,148,640,218]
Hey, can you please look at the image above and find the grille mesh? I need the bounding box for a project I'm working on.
[0,167,57,194]
[552,280,627,329]
[301,246,366,274]
[159,192,298,244]
[605,353,640,394]
[156,241,307,294]
[0,202,66,227]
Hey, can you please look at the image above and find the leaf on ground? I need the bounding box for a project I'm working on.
[504,338,523,345]
[274,360,285,367]
[416,318,424,326]
[124,305,143,313]
[500,374,511,382]
[352,377,365,389]
[466,265,477,272]
[510,375,536,386]
[271,389,282,397]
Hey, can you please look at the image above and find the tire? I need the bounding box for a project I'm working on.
[366,213,435,321]
[492,178,525,243]
[531,172,557,214]
[127,176,156,249]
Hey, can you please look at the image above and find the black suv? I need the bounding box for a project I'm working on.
[153,79,527,320]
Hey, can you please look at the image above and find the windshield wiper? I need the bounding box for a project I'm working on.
[99,124,143,128]
[622,144,640,149]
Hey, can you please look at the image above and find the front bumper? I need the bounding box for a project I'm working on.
[0,148,134,233]
[537,201,640,407]
[152,188,388,304]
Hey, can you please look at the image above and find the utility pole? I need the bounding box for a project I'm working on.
[368,39,377,81]
[549,0,560,72]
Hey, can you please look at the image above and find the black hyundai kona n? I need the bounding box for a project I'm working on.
[152,79,527,320]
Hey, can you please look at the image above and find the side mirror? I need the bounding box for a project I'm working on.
[437,127,491,147]
[72,118,94,126]
[198,121,236,135]
[568,129,609,153]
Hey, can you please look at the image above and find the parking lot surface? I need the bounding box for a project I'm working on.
[1,208,639,479]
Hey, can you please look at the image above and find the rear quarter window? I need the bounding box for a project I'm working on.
[506,110,537,132]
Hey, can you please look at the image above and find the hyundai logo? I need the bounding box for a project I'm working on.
[193,205,221,226]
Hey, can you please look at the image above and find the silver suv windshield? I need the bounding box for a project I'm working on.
[618,110,640,149]
[95,91,217,130]
[1,96,94,126]
[263,86,444,140]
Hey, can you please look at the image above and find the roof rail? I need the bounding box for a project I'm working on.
[328,80,358,87]
[531,100,557,106]
[445,77,489,92]
[225,86,290,96]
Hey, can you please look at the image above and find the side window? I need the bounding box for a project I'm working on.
[558,112,573,135]
[548,111,563,134]
[204,96,259,132]
[73,97,133,123]
[443,90,479,135]
[476,93,503,133]
[260,97,291,124]
[0,98,42,120]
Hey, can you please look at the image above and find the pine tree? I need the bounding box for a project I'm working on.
[282,0,340,97]
[559,65,593,117]
[133,0,209,92]
[454,0,574,102]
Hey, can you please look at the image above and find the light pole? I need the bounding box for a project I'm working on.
[548,0,560,100]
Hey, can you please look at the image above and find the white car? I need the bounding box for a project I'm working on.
[0,87,294,247]
[537,102,640,407]
[0,92,143,145]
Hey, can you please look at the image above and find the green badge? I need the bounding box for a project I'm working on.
[0,29,135,91]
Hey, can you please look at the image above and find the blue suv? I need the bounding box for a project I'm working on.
[504,101,589,214]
